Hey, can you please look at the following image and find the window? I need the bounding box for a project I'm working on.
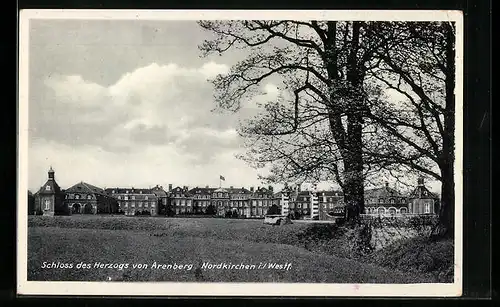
[124,196,128,201]
[87,195,92,200]
[45,185,51,191]
[379,199,384,203]
[390,198,395,204]
[131,196,135,200]
[44,199,50,210]
[424,203,431,214]
[145,196,148,200]
[118,196,121,200]
[75,194,80,200]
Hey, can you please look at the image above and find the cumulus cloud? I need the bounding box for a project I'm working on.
[33,61,234,149]
[28,61,275,190]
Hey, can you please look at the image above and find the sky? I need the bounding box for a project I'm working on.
[25,18,442,194]
[27,19,280,192]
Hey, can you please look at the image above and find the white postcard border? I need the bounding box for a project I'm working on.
[17,9,464,297]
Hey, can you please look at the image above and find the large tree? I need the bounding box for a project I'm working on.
[363,21,456,237]
[198,21,378,222]
[198,20,457,235]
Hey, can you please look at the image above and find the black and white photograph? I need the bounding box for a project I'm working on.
[17,10,463,296]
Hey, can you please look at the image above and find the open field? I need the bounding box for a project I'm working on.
[27,215,436,283]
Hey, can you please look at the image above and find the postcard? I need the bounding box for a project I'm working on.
[18,9,463,297]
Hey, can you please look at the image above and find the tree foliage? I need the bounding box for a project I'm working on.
[363,21,456,237]
[198,20,457,235]
[199,20,373,221]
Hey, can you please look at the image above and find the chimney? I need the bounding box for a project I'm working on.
[230,186,233,189]
[268,185,273,192]
[205,185,209,189]
[168,184,172,191]
[385,182,389,188]
[250,187,254,192]
[417,177,424,186]
[297,184,301,192]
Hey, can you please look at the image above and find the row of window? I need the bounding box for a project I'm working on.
[171,200,279,207]
[119,202,156,208]
[173,193,275,199]
[365,204,431,214]
[65,194,93,200]
[111,190,149,194]
[409,202,432,214]
[116,195,156,201]
[366,198,407,204]
[123,209,156,215]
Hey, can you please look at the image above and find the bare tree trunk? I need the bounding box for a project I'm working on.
[344,21,365,223]
[434,23,456,239]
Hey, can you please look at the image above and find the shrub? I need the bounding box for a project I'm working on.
[266,205,280,215]
[367,236,454,282]
[205,205,216,215]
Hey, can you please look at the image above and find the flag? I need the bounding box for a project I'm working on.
[220,175,225,181]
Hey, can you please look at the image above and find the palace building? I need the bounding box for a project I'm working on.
[151,185,168,214]
[169,186,193,215]
[105,187,159,216]
[364,182,409,215]
[408,177,440,215]
[65,182,119,215]
[190,186,216,214]
[33,167,65,216]
[29,167,439,219]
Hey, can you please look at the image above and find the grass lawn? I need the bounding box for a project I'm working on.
[27,215,433,283]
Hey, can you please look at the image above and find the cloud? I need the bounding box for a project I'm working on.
[28,139,261,192]
[32,61,235,150]
[28,61,277,190]
[199,61,230,79]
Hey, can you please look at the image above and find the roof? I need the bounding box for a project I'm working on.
[229,187,252,194]
[253,187,273,194]
[104,187,156,196]
[365,185,406,199]
[37,178,62,195]
[409,185,439,199]
[189,187,216,194]
[66,182,107,196]
[151,186,168,197]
